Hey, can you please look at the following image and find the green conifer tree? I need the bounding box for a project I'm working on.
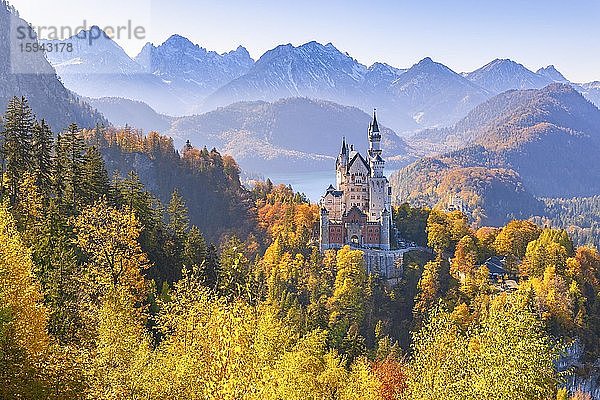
[31,119,54,203]
[1,97,35,204]
[81,146,110,205]
[167,190,190,243]
[58,123,85,211]
[183,225,208,270]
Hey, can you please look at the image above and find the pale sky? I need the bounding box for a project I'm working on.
[9,0,600,82]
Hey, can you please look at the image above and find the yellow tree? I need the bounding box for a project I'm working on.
[74,200,149,300]
[148,268,297,400]
[15,173,44,234]
[0,203,49,397]
[427,210,452,256]
[85,288,151,400]
[451,235,479,277]
[259,330,345,400]
[405,295,558,400]
[340,357,381,400]
[327,246,371,346]
[493,220,541,271]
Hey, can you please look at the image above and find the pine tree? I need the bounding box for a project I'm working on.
[117,171,148,212]
[204,244,220,290]
[53,133,66,201]
[183,226,208,270]
[163,190,190,282]
[81,146,110,205]
[217,236,253,301]
[1,97,35,204]
[58,123,85,211]
[31,119,54,203]
[166,190,189,242]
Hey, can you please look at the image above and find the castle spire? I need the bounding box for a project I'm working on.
[341,136,347,154]
[371,109,380,133]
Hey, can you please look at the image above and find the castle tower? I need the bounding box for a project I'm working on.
[368,110,382,161]
[320,207,330,251]
[380,208,391,251]
[368,110,390,222]
[336,137,348,189]
[368,110,384,178]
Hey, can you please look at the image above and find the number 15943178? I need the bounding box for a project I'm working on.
[19,42,73,53]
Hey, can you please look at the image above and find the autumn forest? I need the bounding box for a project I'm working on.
[1,96,600,399]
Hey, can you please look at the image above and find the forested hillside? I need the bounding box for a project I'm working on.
[393,84,600,225]
[1,95,599,399]
[540,196,600,249]
[83,126,256,241]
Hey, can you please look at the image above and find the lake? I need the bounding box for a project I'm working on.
[266,170,334,203]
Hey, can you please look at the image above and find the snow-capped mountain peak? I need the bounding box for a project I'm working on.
[133,35,254,96]
[203,40,372,112]
[43,26,143,75]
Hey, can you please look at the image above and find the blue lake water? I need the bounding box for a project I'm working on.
[266,170,335,203]
[266,169,399,203]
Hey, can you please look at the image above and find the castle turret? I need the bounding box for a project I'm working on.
[380,208,391,250]
[336,137,349,189]
[368,110,382,161]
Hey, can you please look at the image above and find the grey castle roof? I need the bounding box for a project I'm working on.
[348,152,370,173]
[369,110,381,138]
[324,185,343,197]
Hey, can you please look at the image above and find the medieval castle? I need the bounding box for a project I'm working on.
[319,111,393,252]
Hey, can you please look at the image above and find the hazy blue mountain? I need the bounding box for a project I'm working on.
[42,26,143,75]
[389,57,491,127]
[579,81,600,108]
[465,59,553,94]
[363,62,407,91]
[33,22,600,139]
[43,28,192,116]
[0,4,106,130]
[536,65,569,82]
[44,30,254,116]
[204,46,492,132]
[203,42,369,110]
[86,97,173,133]
[167,97,414,173]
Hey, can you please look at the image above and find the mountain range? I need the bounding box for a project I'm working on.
[43,27,600,135]
[84,95,413,173]
[169,97,412,173]
[0,4,106,131]
[390,83,600,225]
